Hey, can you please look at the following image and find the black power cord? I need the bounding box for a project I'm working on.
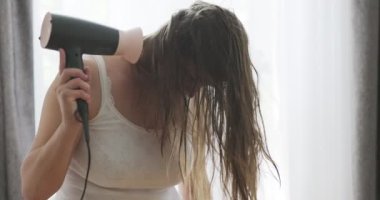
[80,135,91,200]
[76,99,91,200]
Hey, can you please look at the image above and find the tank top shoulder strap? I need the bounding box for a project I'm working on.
[93,55,108,96]
[90,55,113,115]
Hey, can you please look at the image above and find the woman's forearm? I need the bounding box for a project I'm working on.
[21,123,82,200]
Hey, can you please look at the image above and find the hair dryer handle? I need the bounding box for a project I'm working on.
[64,47,90,142]
[65,47,84,70]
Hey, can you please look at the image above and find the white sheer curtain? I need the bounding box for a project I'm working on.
[274,0,378,200]
[33,0,378,200]
[275,0,356,199]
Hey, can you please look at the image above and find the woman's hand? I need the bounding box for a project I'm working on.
[55,49,91,130]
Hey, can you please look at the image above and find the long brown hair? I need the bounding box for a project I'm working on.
[133,1,279,199]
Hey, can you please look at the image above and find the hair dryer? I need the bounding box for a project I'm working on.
[39,12,143,143]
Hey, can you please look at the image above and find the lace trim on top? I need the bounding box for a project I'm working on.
[105,76,116,106]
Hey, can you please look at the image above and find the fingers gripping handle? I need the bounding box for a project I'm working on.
[65,47,90,143]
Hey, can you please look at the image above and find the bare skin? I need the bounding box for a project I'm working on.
[20,49,189,200]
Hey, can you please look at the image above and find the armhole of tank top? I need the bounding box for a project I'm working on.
[88,55,109,122]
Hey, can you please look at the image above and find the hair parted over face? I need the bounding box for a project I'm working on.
[133,1,280,200]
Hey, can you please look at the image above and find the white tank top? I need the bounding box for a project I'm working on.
[52,55,185,200]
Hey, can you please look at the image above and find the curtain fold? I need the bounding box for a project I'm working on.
[377,4,380,198]
[353,1,379,200]
[0,0,34,199]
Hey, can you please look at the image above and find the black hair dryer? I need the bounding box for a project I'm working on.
[39,12,143,142]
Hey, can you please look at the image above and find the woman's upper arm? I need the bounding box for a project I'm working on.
[29,74,62,151]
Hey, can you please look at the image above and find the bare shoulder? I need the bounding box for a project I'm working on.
[101,55,133,95]
[102,55,131,77]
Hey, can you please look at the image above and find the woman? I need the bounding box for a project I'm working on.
[21,1,278,199]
